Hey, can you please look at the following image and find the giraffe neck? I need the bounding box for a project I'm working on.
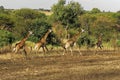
[44,31,51,40]
[21,33,31,42]
[98,35,102,42]
[71,32,81,42]
[39,30,51,42]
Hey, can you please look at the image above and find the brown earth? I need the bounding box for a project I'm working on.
[0,50,120,80]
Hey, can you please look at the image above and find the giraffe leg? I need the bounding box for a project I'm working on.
[29,46,32,54]
[78,47,82,55]
[35,48,38,54]
[42,46,46,54]
[77,45,82,55]
[12,47,16,53]
[15,47,19,54]
[70,47,73,56]
[23,48,27,57]
[44,45,49,52]
[63,47,66,55]
[34,49,37,54]
[94,45,98,54]
[23,46,31,59]
[100,44,103,50]
[36,46,42,54]
[34,45,39,54]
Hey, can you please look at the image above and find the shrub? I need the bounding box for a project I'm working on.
[0,30,15,47]
[117,40,120,47]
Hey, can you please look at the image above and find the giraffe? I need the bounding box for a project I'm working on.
[94,33,103,54]
[62,29,84,55]
[96,33,103,49]
[13,31,33,55]
[34,29,52,53]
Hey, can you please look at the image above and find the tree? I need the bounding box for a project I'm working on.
[92,13,116,42]
[79,14,97,46]
[14,8,39,19]
[51,0,66,22]
[51,0,84,41]
[0,6,4,12]
[29,18,52,42]
[51,0,83,28]
[12,9,47,39]
[91,8,101,13]
[0,14,14,31]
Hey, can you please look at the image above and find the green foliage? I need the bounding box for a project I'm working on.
[0,6,10,14]
[51,0,66,22]
[0,13,14,30]
[91,8,101,13]
[117,40,120,47]
[0,30,14,47]
[51,0,83,28]
[114,12,120,24]
[80,12,117,43]
[0,6,4,13]
[14,8,39,19]
[92,13,116,41]
[29,18,51,42]
[0,2,120,48]
[12,9,47,39]
[77,35,96,47]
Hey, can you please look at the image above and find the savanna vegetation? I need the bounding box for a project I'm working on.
[0,0,120,52]
[0,0,120,80]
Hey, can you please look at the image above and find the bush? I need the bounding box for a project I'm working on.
[117,40,120,47]
[0,30,15,47]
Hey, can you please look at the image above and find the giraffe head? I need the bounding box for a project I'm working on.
[81,28,85,33]
[48,29,52,33]
[100,33,103,36]
[28,31,33,35]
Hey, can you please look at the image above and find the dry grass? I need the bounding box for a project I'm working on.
[40,11,53,15]
[0,50,120,80]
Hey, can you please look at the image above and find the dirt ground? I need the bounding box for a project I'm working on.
[0,50,120,80]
